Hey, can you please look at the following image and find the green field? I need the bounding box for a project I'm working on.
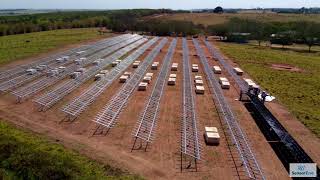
[0,121,141,179]
[215,42,320,137]
[147,13,320,26]
[0,28,110,66]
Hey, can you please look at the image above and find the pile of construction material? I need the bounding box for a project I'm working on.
[204,127,220,145]
[26,68,37,75]
[151,62,159,70]
[171,63,178,71]
[244,78,259,88]
[95,69,109,81]
[56,56,69,63]
[70,68,86,79]
[192,64,199,72]
[138,82,148,91]
[46,66,65,77]
[143,72,153,84]
[132,60,141,68]
[94,70,109,81]
[119,71,132,83]
[93,59,104,66]
[233,67,244,75]
[35,65,47,71]
[100,70,109,75]
[219,77,230,89]
[112,59,122,67]
[75,57,86,65]
[213,66,222,74]
[168,74,177,85]
[194,75,205,94]
[76,51,86,56]
[95,74,105,81]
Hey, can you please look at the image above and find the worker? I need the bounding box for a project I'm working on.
[239,90,243,101]
[253,87,260,96]
[261,91,267,103]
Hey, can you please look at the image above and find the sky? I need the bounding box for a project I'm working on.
[1,0,320,9]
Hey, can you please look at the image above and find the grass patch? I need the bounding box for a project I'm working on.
[0,121,142,180]
[215,42,320,137]
[0,28,111,66]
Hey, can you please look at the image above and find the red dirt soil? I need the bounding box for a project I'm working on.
[1,36,318,179]
[270,64,304,72]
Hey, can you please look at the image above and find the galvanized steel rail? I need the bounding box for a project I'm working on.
[34,38,148,111]
[132,38,177,150]
[193,39,265,180]
[0,34,133,92]
[63,37,162,118]
[12,36,142,101]
[93,38,168,129]
[180,38,202,169]
[203,40,248,91]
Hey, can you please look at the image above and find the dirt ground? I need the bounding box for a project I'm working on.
[270,64,304,72]
[1,36,318,179]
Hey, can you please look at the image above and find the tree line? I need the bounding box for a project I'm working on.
[0,9,181,36]
[1,9,319,51]
[207,18,320,52]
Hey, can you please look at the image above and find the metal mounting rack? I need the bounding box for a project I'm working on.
[131,38,177,151]
[179,38,202,171]
[193,39,265,179]
[62,37,162,119]
[0,34,132,82]
[12,36,142,102]
[0,34,134,92]
[93,38,168,133]
[35,38,148,111]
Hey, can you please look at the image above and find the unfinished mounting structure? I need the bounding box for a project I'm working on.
[14,36,143,103]
[0,34,133,92]
[61,37,160,119]
[35,37,147,111]
[180,38,202,171]
[93,38,168,134]
[204,40,320,176]
[131,38,177,151]
[193,39,265,179]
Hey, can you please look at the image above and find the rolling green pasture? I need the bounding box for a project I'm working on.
[215,42,320,137]
[0,121,141,179]
[0,28,110,66]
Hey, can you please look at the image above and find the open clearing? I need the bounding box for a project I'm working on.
[0,33,319,179]
[144,13,320,26]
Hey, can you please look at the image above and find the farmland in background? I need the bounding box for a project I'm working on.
[145,13,320,26]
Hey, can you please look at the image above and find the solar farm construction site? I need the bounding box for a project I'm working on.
[0,34,319,179]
